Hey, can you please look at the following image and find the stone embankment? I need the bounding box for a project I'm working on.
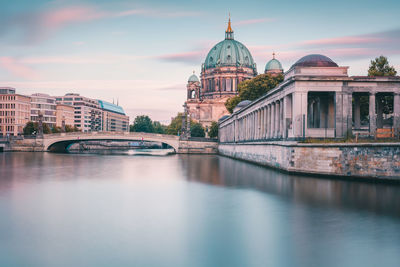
[218,141,400,180]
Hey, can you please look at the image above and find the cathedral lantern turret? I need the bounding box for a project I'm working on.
[187,71,200,100]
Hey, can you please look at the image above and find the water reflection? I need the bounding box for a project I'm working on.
[1,153,400,267]
[179,155,400,218]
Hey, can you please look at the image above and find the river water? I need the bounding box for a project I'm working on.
[0,152,399,267]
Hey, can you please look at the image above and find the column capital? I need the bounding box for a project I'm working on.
[369,91,376,96]
[393,91,400,96]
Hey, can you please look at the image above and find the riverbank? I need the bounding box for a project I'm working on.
[218,141,400,181]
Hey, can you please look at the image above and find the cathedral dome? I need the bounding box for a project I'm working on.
[265,53,283,72]
[291,54,338,68]
[188,72,199,82]
[203,18,256,71]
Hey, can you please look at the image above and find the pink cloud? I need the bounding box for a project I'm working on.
[233,18,275,26]
[157,51,206,64]
[300,36,383,47]
[41,6,105,31]
[0,57,40,80]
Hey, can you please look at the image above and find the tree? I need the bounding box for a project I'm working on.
[131,115,154,133]
[152,121,166,134]
[368,56,397,76]
[225,96,241,114]
[65,125,80,132]
[23,121,35,135]
[166,113,184,135]
[51,126,62,133]
[23,121,51,135]
[225,73,284,113]
[191,123,205,137]
[208,121,218,138]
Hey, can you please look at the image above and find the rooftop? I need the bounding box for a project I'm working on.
[97,100,126,115]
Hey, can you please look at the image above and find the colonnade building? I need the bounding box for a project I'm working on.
[219,54,400,142]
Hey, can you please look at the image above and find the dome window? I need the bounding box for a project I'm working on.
[227,45,231,49]
[227,55,231,62]
[245,56,249,64]
[209,57,213,62]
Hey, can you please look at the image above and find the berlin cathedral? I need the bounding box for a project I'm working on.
[185,17,284,129]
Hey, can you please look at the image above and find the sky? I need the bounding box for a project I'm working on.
[0,0,400,123]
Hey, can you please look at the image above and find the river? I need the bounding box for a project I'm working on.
[1,152,400,267]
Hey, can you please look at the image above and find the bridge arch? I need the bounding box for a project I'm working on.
[43,133,180,153]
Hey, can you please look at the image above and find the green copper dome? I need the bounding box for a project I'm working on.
[203,18,256,71]
[188,73,199,82]
[265,58,283,72]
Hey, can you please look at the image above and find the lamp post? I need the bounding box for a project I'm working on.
[38,111,44,138]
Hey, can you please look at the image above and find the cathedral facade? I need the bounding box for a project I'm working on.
[185,18,283,129]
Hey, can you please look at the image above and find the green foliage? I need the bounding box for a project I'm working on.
[225,96,241,113]
[190,123,205,137]
[208,121,218,138]
[152,121,166,134]
[368,56,397,76]
[131,115,154,133]
[166,113,184,135]
[225,73,284,113]
[23,121,51,135]
[130,115,166,134]
[166,113,205,136]
[51,126,62,133]
[23,121,35,135]
[65,125,80,132]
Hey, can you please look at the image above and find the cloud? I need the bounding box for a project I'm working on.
[114,9,202,18]
[299,36,383,47]
[20,54,144,65]
[298,29,400,49]
[0,57,40,80]
[233,18,275,26]
[156,51,206,64]
[0,4,202,45]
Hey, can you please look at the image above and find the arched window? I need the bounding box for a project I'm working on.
[191,90,196,99]
[227,55,231,63]
[226,78,232,91]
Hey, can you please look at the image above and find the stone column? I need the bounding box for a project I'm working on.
[265,105,270,139]
[394,93,400,137]
[335,92,344,138]
[283,96,289,139]
[369,92,376,136]
[376,94,384,129]
[354,94,361,129]
[280,98,284,138]
[264,107,267,139]
[271,104,275,139]
[292,92,305,138]
[275,101,280,138]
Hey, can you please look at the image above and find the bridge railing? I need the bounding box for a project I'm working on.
[35,131,181,140]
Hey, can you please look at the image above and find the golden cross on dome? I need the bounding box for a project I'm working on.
[226,13,233,33]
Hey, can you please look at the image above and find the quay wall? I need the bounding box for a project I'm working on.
[218,142,400,180]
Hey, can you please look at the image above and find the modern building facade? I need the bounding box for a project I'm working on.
[55,93,102,132]
[185,18,258,128]
[219,54,400,142]
[56,104,75,128]
[30,93,57,128]
[98,100,129,132]
[0,89,31,136]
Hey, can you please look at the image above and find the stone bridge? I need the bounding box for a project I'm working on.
[9,132,218,154]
